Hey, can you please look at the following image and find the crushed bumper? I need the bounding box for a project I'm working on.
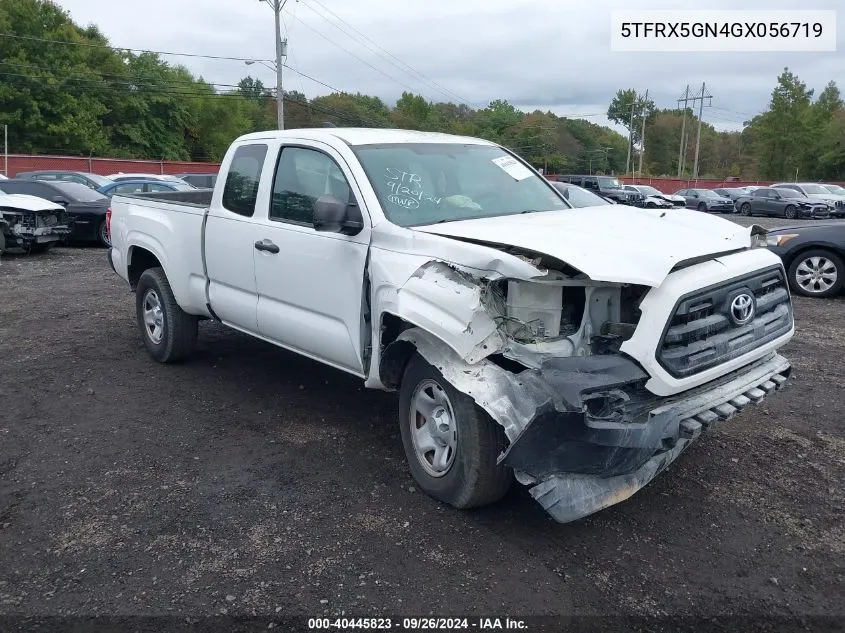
[505,352,791,523]
[394,329,791,524]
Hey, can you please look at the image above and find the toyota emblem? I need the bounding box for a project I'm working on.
[730,293,755,325]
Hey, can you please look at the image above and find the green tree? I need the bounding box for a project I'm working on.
[751,68,813,179]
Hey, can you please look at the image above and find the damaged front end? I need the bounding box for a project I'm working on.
[0,206,71,252]
[378,252,793,524]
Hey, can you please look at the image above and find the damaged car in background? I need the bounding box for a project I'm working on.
[107,128,794,524]
[0,189,71,254]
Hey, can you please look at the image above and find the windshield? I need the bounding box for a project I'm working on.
[822,184,845,194]
[162,175,195,187]
[800,184,830,195]
[552,183,611,207]
[52,181,108,202]
[352,143,568,226]
[779,189,804,198]
[597,177,621,189]
[86,174,113,187]
[636,185,661,196]
[698,189,721,199]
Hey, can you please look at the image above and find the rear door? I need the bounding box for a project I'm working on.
[204,142,269,333]
[251,141,372,375]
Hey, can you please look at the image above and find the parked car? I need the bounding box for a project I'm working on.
[550,182,613,207]
[622,185,682,208]
[176,173,218,188]
[772,183,845,217]
[0,179,111,246]
[0,173,7,180]
[106,173,195,187]
[713,187,755,203]
[14,170,113,190]
[0,189,71,253]
[107,128,794,525]
[97,179,196,198]
[765,223,845,297]
[820,183,845,196]
[674,188,735,212]
[734,187,831,219]
[555,174,643,205]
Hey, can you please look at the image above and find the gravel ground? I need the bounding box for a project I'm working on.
[1,215,843,631]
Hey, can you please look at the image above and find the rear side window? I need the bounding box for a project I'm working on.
[222,144,268,217]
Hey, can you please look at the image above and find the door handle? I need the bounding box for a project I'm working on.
[254,239,280,254]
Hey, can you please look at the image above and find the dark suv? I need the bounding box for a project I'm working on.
[554,175,643,205]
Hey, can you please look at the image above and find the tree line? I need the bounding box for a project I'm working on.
[1,0,842,180]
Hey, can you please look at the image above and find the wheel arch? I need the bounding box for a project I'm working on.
[782,242,845,271]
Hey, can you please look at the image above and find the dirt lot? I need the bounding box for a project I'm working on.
[1,215,844,630]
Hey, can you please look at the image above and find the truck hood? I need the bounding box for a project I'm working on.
[0,193,64,212]
[412,206,756,287]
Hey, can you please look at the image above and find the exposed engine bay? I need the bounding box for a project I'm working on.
[0,206,71,253]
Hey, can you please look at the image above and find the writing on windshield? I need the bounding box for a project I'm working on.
[353,143,568,227]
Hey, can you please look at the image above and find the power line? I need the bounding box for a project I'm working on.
[0,32,276,63]
[288,13,420,95]
[0,72,391,128]
[298,0,472,107]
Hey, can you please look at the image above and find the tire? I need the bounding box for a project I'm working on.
[697,202,707,212]
[787,249,845,298]
[784,205,797,220]
[135,267,198,362]
[740,203,751,216]
[398,353,512,509]
[98,218,111,247]
[28,243,52,254]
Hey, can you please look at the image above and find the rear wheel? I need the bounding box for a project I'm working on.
[98,219,111,247]
[784,205,797,220]
[135,267,198,362]
[398,353,512,510]
[787,249,845,298]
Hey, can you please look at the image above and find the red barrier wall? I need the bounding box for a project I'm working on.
[2,154,220,178]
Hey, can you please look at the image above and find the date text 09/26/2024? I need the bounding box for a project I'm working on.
[307,617,528,630]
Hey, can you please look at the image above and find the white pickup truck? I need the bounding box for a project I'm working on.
[108,128,794,523]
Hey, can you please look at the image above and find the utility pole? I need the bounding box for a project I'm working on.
[690,82,713,181]
[625,98,636,176]
[676,85,690,178]
[261,0,288,130]
[637,89,649,178]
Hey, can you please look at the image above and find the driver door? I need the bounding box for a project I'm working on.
[251,141,372,375]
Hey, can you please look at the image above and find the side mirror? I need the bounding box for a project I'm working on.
[313,195,364,235]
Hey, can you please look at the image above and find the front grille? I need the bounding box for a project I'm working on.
[657,265,793,378]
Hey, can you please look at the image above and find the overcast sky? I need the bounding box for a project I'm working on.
[56,0,843,135]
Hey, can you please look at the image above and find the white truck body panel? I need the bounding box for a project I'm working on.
[108,127,795,524]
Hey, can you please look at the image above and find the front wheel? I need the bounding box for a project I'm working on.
[784,205,797,220]
[697,202,707,212]
[135,267,198,362]
[398,353,512,510]
[740,203,751,216]
[787,249,845,298]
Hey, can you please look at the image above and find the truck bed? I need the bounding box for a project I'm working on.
[118,189,214,207]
